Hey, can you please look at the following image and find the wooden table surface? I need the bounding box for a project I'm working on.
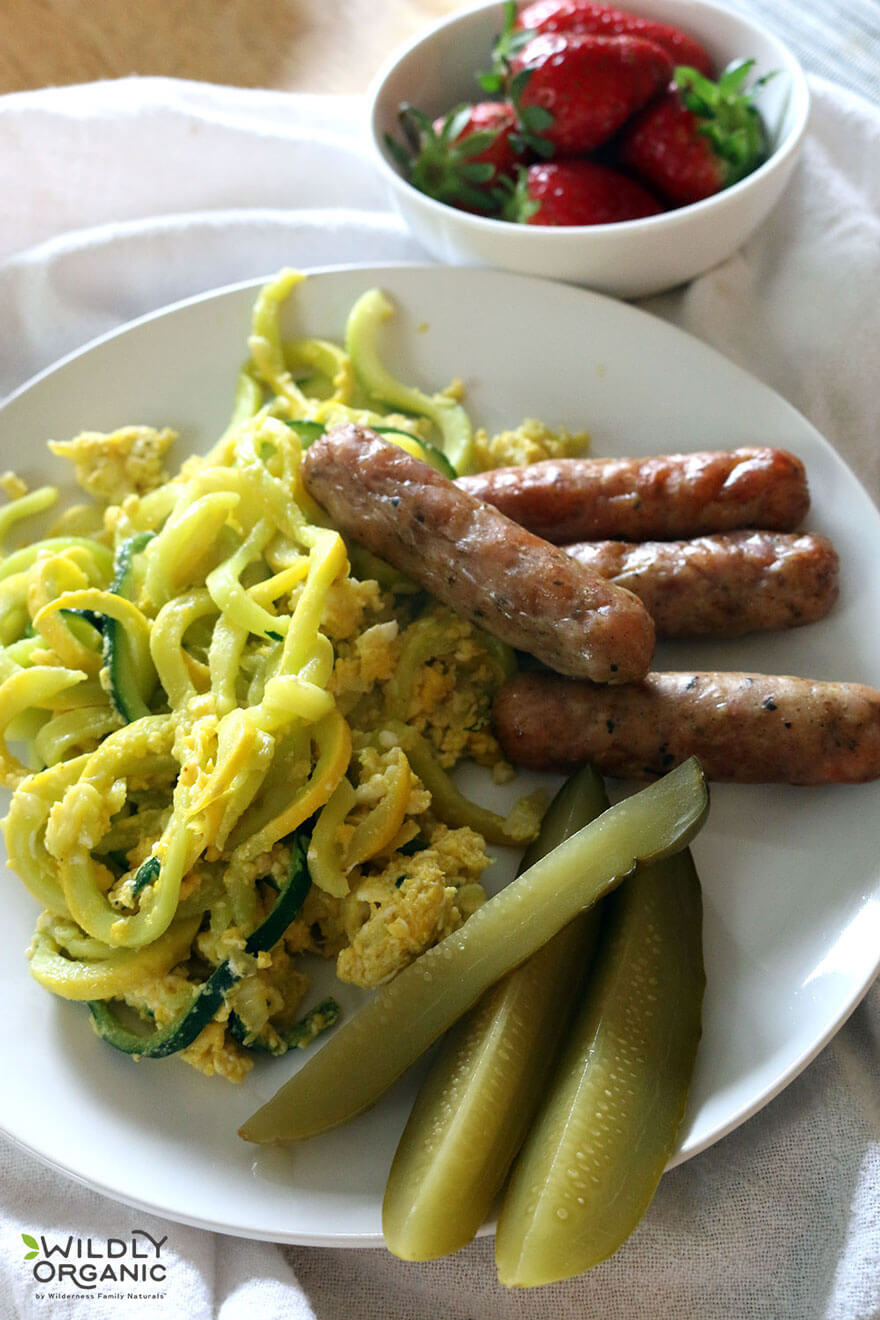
[2,1,877,102]
[0,0,468,95]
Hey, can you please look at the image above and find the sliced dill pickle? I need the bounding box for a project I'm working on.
[494,848,705,1288]
[238,757,708,1145]
[382,765,610,1261]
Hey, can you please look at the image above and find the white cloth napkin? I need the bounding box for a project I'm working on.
[1,72,879,1320]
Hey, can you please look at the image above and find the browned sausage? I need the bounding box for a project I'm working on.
[492,670,880,783]
[301,425,655,684]
[565,531,839,638]
[457,448,810,543]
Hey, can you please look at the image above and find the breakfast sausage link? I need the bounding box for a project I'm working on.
[492,670,880,784]
[301,425,655,684]
[565,531,839,638]
[457,448,810,543]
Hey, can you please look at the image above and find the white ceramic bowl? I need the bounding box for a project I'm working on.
[367,0,810,298]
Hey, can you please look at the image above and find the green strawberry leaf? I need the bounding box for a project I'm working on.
[384,101,514,211]
[509,68,532,101]
[384,133,412,174]
[443,105,473,144]
[510,130,554,159]
[506,66,554,160]
[459,161,496,183]
[506,30,537,58]
[674,60,772,186]
[718,58,754,95]
[497,167,541,224]
[518,103,554,133]
[397,103,429,152]
[478,1,538,92]
[456,129,499,158]
[477,70,505,95]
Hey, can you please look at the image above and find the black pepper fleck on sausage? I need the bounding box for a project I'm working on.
[564,531,839,637]
[492,670,880,783]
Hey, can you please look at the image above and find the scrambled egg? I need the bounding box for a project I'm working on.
[336,825,489,987]
[74,563,527,1081]
[473,418,590,470]
[249,577,538,1074]
[48,425,174,503]
[404,613,511,770]
[38,421,547,1082]
[0,470,28,499]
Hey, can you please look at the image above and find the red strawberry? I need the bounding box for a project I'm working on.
[514,0,714,77]
[386,102,519,212]
[505,159,664,225]
[616,61,770,206]
[510,32,674,155]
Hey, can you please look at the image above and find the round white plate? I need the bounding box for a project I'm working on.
[1,264,879,1246]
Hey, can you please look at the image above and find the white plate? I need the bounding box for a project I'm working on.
[1,264,879,1247]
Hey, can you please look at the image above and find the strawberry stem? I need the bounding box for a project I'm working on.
[498,167,541,224]
[507,67,555,159]
[674,60,772,185]
[478,0,537,93]
[386,104,509,213]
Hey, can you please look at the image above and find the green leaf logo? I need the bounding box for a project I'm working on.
[22,1232,39,1260]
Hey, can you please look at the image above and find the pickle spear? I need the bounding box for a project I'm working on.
[383,765,611,1260]
[494,848,705,1287]
[238,757,708,1145]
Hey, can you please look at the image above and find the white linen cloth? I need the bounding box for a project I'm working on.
[1,72,879,1320]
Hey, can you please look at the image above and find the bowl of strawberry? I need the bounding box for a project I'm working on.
[367,0,809,298]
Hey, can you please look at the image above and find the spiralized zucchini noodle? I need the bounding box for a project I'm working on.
[0,270,586,1081]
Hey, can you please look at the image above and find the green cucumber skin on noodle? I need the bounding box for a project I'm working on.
[382,765,611,1261]
[494,848,705,1287]
[238,757,708,1145]
[374,428,458,480]
[284,419,325,445]
[286,419,457,479]
[88,834,312,1058]
[130,853,161,899]
[104,531,155,722]
[229,997,341,1056]
[89,960,236,1058]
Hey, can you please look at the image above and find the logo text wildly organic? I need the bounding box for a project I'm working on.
[22,1229,168,1292]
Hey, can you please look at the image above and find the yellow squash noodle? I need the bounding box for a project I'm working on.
[29,916,202,1001]
[0,268,539,1077]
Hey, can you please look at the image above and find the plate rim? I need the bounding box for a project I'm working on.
[2,259,879,1246]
